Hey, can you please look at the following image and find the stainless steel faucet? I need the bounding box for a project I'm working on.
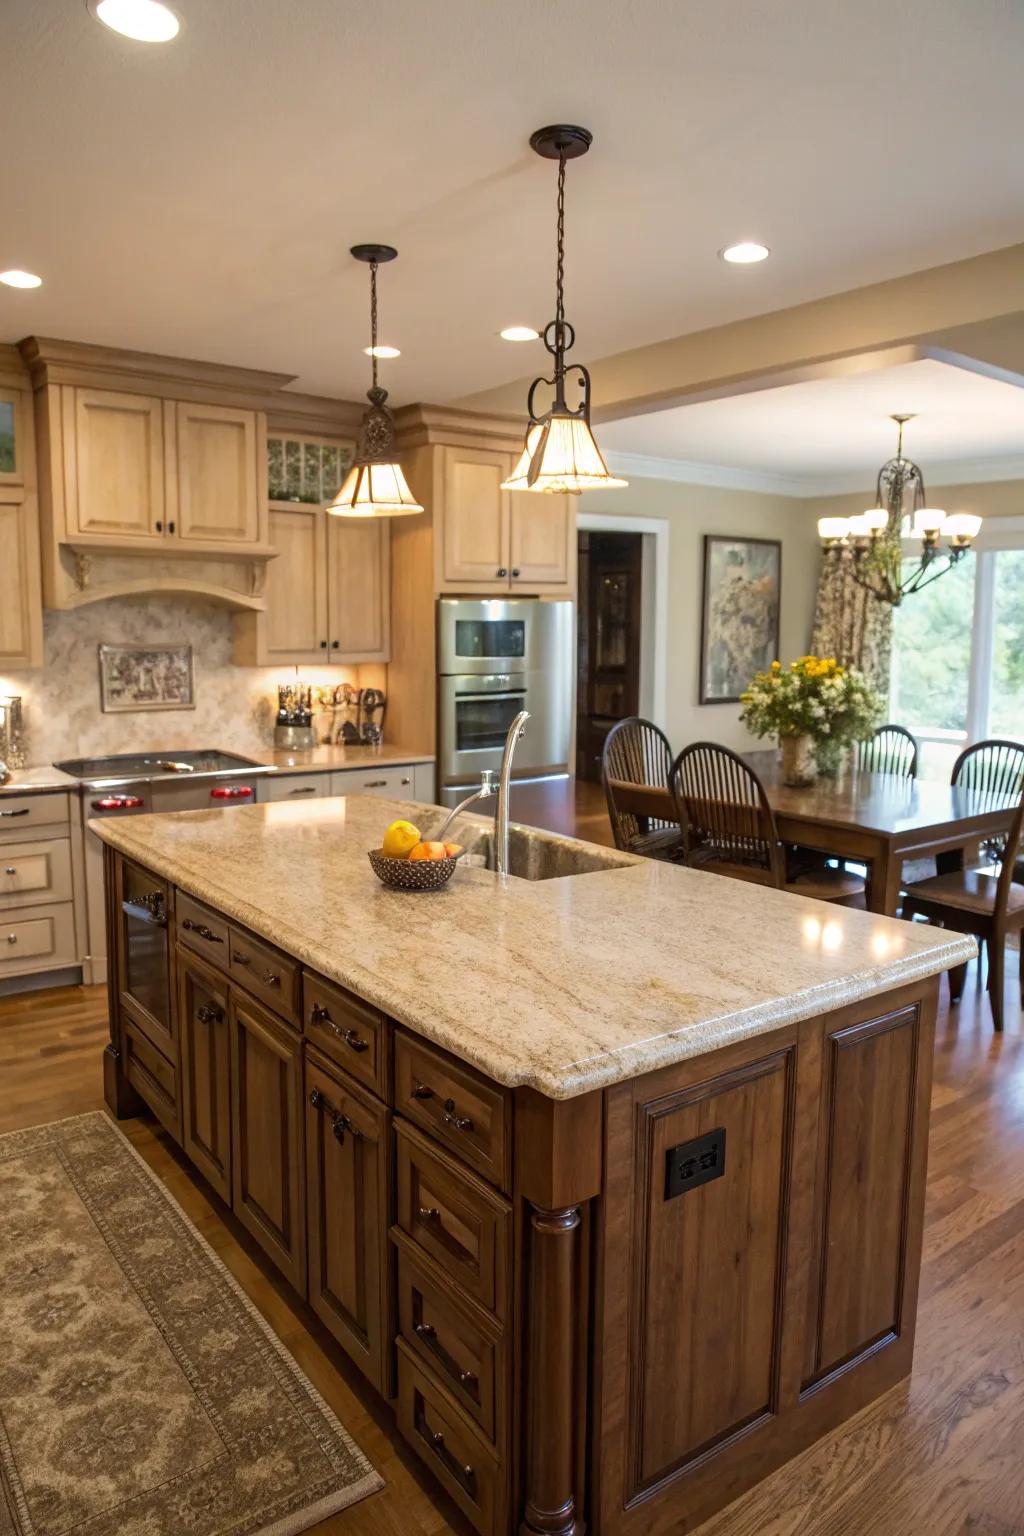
[436,769,496,844]
[495,709,530,878]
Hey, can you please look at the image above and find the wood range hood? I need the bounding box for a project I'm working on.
[17,336,366,614]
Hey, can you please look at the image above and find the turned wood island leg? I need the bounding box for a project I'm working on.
[515,1089,602,1536]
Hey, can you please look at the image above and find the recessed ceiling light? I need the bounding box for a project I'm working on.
[87,0,181,43]
[500,326,540,342]
[720,241,770,265]
[363,345,401,359]
[0,270,42,289]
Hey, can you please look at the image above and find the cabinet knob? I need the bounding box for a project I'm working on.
[496,567,508,578]
[320,640,328,649]
[331,640,340,650]
[155,520,163,533]
[511,567,520,578]
[6,934,17,944]
[4,866,16,875]
[168,520,175,535]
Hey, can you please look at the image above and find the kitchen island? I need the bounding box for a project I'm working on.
[96,795,974,1536]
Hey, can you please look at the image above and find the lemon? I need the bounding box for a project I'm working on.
[382,818,420,859]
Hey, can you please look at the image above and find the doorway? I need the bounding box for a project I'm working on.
[576,530,644,781]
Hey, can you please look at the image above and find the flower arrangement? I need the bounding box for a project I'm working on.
[739,655,882,783]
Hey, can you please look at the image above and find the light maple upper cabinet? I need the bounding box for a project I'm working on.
[69,388,165,540]
[327,516,389,660]
[172,401,260,544]
[435,442,574,596]
[0,500,43,668]
[254,504,329,665]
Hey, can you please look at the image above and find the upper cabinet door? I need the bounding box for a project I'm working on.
[70,388,165,539]
[0,501,43,667]
[173,401,260,545]
[439,446,511,590]
[509,491,575,591]
[260,505,329,664]
[326,515,390,661]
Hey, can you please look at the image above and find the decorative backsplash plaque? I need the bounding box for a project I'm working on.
[98,644,196,713]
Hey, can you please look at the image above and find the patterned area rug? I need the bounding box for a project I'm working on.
[0,1112,382,1536]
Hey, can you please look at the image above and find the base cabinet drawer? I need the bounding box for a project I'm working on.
[304,971,388,1098]
[396,1238,502,1442]
[123,1019,180,1140]
[0,792,69,836]
[330,767,417,800]
[229,927,300,1025]
[0,838,73,909]
[0,902,77,976]
[305,1050,393,1394]
[397,1340,501,1536]
[395,1029,511,1191]
[176,891,230,960]
[258,774,330,803]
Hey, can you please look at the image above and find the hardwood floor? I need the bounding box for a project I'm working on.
[3,794,1023,1535]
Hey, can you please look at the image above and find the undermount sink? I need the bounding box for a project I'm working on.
[419,813,637,882]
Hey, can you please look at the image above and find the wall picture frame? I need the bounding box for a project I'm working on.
[98,643,196,713]
[699,535,782,704]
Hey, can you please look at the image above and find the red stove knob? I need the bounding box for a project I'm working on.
[92,795,144,811]
[210,785,254,799]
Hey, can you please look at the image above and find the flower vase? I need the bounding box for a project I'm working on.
[780,734,817,787]
[814,737,846,779]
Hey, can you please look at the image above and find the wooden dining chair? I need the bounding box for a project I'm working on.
[671,742,864,904]
[943,738,1024,874]
[601,717,685,860]
[857,723,918,778]
[902,785,1024,1031]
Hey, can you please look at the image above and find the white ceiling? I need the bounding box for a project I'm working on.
[598,359,1024,494]
[3,1,1024,405]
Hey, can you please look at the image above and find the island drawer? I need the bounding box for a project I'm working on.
[0,792,69,836]
[395,1121,510,1319]
[229,928,300,1026]
[304,972,387,1098]
[395,1030,511,1192]
[176,893,230,959]
[123,1018,180,1141]
[0,838,73,910]
[395,1234,502,1442]
[396,1339,501,1536]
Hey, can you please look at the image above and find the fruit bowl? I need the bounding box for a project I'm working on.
[368,847,463,891]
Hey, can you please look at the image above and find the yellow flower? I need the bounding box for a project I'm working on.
[771,660,781,672]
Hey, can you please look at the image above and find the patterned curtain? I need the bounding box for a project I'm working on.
[810,547,893,703]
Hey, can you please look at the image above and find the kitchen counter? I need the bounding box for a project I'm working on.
[92,792,974,1100]
[0,765,80,795]
[253,743,434,775]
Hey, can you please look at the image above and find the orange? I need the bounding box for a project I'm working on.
[408,841,448,862]
[443,842,463,858]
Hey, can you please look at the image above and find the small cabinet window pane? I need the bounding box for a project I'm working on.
[0,400,15,474]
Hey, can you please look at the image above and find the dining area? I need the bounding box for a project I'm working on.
[602,716,1024,1030]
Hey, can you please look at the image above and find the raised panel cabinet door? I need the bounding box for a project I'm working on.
[173,401,260,544]
[178,948,231,1203]
[0,501,43,667]
[326,514,390,661]
[508,491,574,589]
[229,992,306,1292]
[262,505,329,663]
[71,388,165,539]
[440,446,511,590]
[305,1052,392,1393]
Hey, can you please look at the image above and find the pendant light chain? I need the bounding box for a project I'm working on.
[554,148,567,380]
[369,259,379,393]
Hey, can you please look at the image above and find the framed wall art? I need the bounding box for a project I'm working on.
[699,536,781,704]
[98,644,196,713]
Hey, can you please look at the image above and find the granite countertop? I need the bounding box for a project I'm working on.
[92,795,976,1100]
[0,765,81,796]
[253,744,434,775]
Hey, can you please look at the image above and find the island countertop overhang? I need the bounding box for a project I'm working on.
[93,794,977,1099]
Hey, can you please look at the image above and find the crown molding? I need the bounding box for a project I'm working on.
[602,448,1024,499]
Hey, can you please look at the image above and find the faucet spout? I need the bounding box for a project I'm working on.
[495,710,530,879]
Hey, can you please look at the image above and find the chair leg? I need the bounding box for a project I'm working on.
[948,961,968,1003]
[986,936,1005,1031]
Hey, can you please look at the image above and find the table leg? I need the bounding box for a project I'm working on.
[868,846,905,916]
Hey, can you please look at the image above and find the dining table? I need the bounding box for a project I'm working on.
[607,750,1022,915]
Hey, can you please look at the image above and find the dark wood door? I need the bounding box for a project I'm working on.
[305,1050,393,1394]
[576,530,643,781]
[230,991,306,1292]
[177,947,231,1204]
[115,856,174,1058]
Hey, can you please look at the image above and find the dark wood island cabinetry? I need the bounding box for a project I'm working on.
[100,834,957,1536]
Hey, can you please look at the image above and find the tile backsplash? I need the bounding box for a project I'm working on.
[0,595,368,767]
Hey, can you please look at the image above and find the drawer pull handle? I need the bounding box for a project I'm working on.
[308,1087,362,1144]
[411,1082,434,1100]
[182,918,223,944]
[418,1416,476,1497]
[7,933,17,944]
[289,786,316,795]
[364,779,388,788]
[417,1205,441,1225]
[4,866,16,875]
[310,1003,368,1052]
[0,808,29,818]
[442,1098,474,1134]
[414,1323,480,1395]
[196,1003,224,1025]
[233,952,280,987]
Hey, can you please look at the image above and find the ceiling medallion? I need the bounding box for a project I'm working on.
[502,125,626,495]
[328,245,423,519]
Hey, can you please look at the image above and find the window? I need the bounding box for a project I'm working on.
[889,525,1024,777]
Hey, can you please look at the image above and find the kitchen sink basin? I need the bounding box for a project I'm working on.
[418,813,637,881]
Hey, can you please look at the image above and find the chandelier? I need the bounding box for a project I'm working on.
[328,245,423,518]
[817,414,981,605]
[502,126,626,494]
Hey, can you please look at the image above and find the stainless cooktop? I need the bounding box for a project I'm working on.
[55,750,272,787]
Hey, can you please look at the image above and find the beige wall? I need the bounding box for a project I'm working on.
[815,475,1024,523]
[579,477,820,754]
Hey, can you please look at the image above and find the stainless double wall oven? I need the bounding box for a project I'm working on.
[437,598,573,807]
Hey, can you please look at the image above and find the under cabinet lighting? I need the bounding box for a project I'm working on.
[0,270,42,289]
[88,0,181,42]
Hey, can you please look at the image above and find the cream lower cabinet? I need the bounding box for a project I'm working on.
[0,499,43,667]
[234,504,389,665]
[436,444,574,596]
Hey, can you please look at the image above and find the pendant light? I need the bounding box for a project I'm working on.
[502,126,626,494]
[328,245,423,518]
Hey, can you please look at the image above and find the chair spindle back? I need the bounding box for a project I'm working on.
[671,742,785,885]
